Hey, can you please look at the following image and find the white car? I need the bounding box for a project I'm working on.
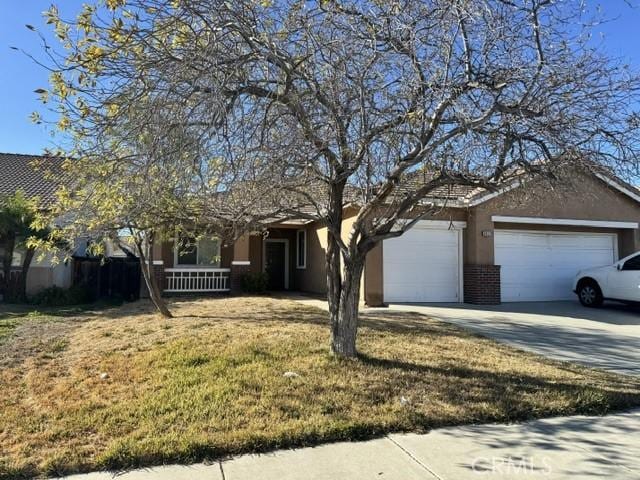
[573,252,640,307]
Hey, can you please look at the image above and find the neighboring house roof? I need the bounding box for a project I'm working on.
[0,153,65,205]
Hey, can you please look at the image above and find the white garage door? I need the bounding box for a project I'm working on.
[384,223,462,303]
[495,231,617,302]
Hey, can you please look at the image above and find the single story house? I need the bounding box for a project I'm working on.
[5,153,640,305]
[151,166,640,306]
[0,153,73,295]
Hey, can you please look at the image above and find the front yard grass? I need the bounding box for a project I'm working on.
[1,296,640,478]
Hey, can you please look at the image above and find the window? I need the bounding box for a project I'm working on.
[175,235,221,267]
[296,230,307,269]
[622,254,640,271]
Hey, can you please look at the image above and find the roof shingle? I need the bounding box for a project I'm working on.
[0,153,64,205]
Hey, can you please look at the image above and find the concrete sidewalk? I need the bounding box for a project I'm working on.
[58,410,640,479]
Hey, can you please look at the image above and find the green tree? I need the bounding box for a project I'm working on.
[0,191,50,301]
[28,101,246,318]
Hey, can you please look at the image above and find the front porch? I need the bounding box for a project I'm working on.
[152,224,312,295]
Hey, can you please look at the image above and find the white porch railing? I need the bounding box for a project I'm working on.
[164,268,230,293]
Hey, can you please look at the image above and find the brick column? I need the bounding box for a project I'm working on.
[230,261,251,293]
[464,264,501,305]
[152,260,166,294]
[140,260,166,298]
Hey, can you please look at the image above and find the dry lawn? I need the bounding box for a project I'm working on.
[1,296,640,479]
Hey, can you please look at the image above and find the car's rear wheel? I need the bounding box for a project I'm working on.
[577,280,603,308]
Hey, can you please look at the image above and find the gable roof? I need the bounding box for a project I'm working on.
[398,164,640,208]
[0,153,65,206]
[464,164,640,207]
[589,167,640,205]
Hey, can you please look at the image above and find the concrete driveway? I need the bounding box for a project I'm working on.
[385,300,640,376]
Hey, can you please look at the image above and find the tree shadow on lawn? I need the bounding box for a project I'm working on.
[3,296,640,478]
[62,296,640,392]
[0,298,126,321]
[86,338,640,477]
[357,351,640,416]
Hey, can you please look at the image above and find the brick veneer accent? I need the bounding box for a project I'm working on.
[152,262,167,295]
[230,262,251,293]
[464,264,501,305]
[140,262,166,298]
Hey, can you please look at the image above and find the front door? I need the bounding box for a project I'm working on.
[265,241,287,290]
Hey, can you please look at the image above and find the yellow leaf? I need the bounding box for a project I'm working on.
[105,0,126,11]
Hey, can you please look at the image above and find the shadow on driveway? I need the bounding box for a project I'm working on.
[383,301,640,376]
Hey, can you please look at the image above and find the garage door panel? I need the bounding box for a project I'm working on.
[495,231,616,302]
[549,234,613,249]
[385,287,459,303]
[385,248,458,263]
[496,249,549,267]
[550,251,613,268]
[384,226,461,303]
[384,268,459,285]
[384,281,460,303]
[505,233,548,247]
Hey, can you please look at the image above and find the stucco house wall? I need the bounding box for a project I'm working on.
[465,172,640,265]
[151,169,640,306]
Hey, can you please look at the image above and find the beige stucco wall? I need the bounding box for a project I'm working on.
[151,172,640,302]
[364,172,640,304]
[293,207,364,296]
[0,247,74,295]
[297,206,471,304]
[466,172,640,265]
[294,221,328,294]
[364,242,383,306]
[24,262,73,295]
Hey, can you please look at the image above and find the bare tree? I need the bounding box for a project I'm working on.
[38,0,640,356]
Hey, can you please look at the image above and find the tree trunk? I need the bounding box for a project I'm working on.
[132,232,173,318]
[1,233,16,300]
[325,178,359,357]
[329,257,365,358]
[19,247,35,301]
[326,230,342,345]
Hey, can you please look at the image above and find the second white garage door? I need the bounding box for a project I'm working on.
[383,222,463,303]
[495,231,617,302]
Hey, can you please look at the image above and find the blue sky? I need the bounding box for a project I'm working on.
[0,1,639,155]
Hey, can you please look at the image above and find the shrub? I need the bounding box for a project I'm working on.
[30,284,94,307]
[66,284,94,304]
[241,271,269,294]
[30,286,67,306]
